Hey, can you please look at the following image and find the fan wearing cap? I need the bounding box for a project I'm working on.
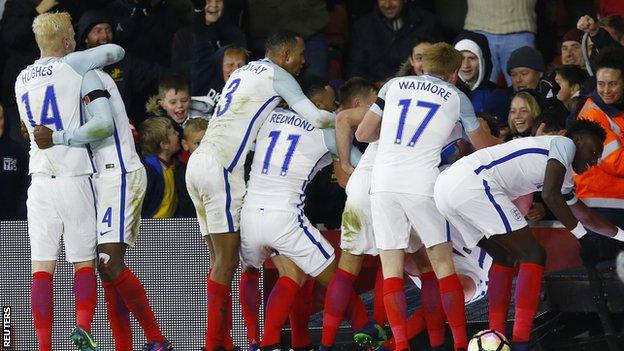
[507,46,545,92]
[561,28,586,67]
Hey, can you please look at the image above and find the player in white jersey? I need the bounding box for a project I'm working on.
[434,120,624,350]
[33,68,172,350]
[355,43,500,351]
[185,30,335,350]
[329,100,493,350]
[14,12,124,351]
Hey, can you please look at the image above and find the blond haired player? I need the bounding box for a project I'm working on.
[15,12,124,351]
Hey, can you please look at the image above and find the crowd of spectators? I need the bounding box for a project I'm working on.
[1,0,624,250]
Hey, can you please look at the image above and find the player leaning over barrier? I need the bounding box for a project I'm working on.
[14,12,125,351]
[185,29,335,350]
[434,119,624,351]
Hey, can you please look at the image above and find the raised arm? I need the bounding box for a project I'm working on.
[51,70,114,146]
[355,81,390,143]
[336,107,368,174]
[64,44,125,75]
[273,66,334,128]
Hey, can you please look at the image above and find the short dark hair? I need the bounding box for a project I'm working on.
[298,75,328,99]
[476,113,500,138]
[338,77,377,107]
[265,30,300,54]
[592,46,624,75]
[565,119,606,143]
[158,74,189,98]
[537,110,566,134]
[554,65,589,88]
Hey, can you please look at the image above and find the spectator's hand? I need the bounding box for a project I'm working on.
[527,202,546,221]
[33,125,54,149]
[36,0,58,14]
[577,15,599,36]
[341,161,355,176]
[20,121,30,141]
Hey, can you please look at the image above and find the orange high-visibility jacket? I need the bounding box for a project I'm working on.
[574,94,624,208]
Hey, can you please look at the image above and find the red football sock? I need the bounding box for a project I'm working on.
[321,268,357,347]
[373,266,387,326]
[346,291,368,331]
[205,277,230,350]
[420,271,445,347]
[488,263,514,335]
[102,280,133,351]
[439,274,468,350]
[114,268,165,343]
[290,278,314,348]
[512,263,544,343]
[32,272,53,351]
[223,291,235,349]
[407,308,426,340]
[74,267,97,333]
[240,270,261,345]
[383,277,408,350]
[261,276,300,347]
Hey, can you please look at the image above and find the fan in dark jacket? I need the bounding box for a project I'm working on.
[347,0,442,83]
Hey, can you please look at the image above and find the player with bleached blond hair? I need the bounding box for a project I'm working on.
[15,11,125,351]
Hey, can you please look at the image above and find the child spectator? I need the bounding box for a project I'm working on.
[396,38,434,77]
[175,118,208,218]
[553,65,589,112]
[139,117,181,219]
[507,90,542,139]
[146,75,211,135]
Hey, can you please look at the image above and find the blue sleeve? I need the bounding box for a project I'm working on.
[458,91,480,133]
[64,44,125,76]
[51,71,114,146]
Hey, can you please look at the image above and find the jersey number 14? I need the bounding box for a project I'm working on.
[21,85,64,130]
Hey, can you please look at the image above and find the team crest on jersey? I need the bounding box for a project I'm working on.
[510,208,523,221]
[3,157,17,171]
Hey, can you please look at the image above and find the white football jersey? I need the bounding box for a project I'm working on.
[370,75,480,195]
[244,108,332,213]
[15,58,94,176]
[88,71,143,175]
[455,135,576,198]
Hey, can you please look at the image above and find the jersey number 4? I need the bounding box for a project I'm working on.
[21,85,64,130]
[394,99,440,147]
[262,131,301,176]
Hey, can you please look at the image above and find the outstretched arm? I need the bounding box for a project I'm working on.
[64,44,125,75]
[273,66,335,128]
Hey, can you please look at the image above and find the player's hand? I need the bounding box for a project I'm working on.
[341,161,355,175]
[577,15,599,36]
[33,125,54,149]
[527,202,547,222]
[20,121,30,141]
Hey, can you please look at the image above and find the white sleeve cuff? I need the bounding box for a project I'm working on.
[570,221,587,239]
[613,228,624,242]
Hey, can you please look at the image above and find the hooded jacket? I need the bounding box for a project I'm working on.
[77,9,168,126]
[454,30,511,125]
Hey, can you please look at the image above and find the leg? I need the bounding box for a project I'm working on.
[409,249,445,348]
[478,238,516,335]
[261,255,306,348]
[73,260,97,333]
[378,249,410,351]
[290,278,315,349]
[98,243,166,345]
[485,227,546,350]
[240,267,261,346]
[426,242,468,351]
[320,251,365,347]
[31,260,56,351]
[205,232,240,350]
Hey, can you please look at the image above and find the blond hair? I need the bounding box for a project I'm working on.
[223,46,249,61]
[139,117,173,155]
[422,43,463,79]
[32,12,74,53]
[183,118,208,139]
[508,92,542,134]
